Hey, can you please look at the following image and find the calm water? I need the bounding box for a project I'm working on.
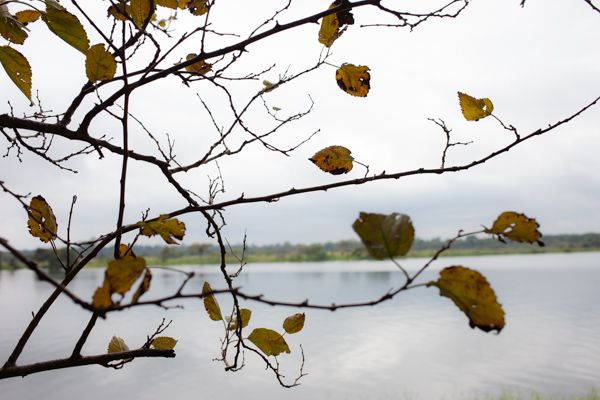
[1,252,599,400]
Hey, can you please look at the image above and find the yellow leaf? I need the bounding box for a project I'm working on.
[156,0,179,9]
[183,0,209,16]
[352,213,415,260]
[185,53,211,74]
[202,281,222,321]
[105,257,146,295]
[283,313,305,334]
[458,92,494,121]
[132,268,152,303]
[107,335,130,353]
[428,266,505,333]
[0,12,28,44]
[151,336,178,349]
[92,280,113,308]
[86,44,117,83]
[119,244,137,259]
[15,10,41,25]
[138,214,186,244]
[309,145,354,175]
[227,308,252,331]
[42,6,89,53]
[26,195,57,243]
[248,328,290,357]
[130,0,152,27]
[318,1,353,47]
[0,45,32,102]
[485,211,544,245]
[107,3,130,21]
[336,63,370,97]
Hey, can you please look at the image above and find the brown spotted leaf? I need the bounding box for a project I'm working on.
[427,266,505,333]
[352,212,414,260]
[458,92,494,121]
[202,281,222,321]
[248,328,290,357]
[318,0,353,47]
[283,313,305,334]
[309,145,354,175]
[27,195,57,243]
[336,63,370,97]
[485,211,544,246]
[184,0,209,16]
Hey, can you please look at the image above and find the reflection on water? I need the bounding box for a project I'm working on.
[1,252,599,400]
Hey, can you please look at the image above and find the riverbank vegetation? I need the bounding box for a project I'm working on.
[3,233,599,270]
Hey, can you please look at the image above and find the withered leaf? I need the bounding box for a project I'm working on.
[309,145,354,175]
[458,92,494,121]
[27,195,57,243]
[336,63,370,97]
[485,211,544,246]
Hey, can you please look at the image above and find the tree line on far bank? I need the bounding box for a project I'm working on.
[3,233,599,271]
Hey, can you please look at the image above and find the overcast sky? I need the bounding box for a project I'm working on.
[1,0,599,251]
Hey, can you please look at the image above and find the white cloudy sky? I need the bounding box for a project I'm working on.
[1,0,599,250]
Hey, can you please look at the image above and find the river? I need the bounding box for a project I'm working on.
[1,252,599,399]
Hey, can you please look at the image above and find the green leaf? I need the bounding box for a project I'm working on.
[0,12,29,44]
[0,45,32,101]
[227,308,252,331]
[138,214,186,245]
[484,211,544,246]
[352,212,414,260]
[26,195,57,243]
[107,335,130,353]
[248,328,290,357]
[202,282,222,321]
[151,336,178,349]
[130,0,152,27]
[283,313,305,334]
[86,44,117,83]
[42,6,89,53]
[427,266,505,333]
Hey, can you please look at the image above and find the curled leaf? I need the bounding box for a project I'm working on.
[248,328,290,357]
[336,63,370,97]
[108,335,130,353]
[92,257,147,308]
[0,45,32,101]
[485,211,544,246]
[151,336,178,349]
[283,313,305,334]
[202,281,222,321]
[132,268,152,303]
[86,44,117,83]
[458,92,493,121]
[352,212,414,260]
[138,215,186,245]
[427,266,505,333]
[309,145,354,175]
[107,3,130,21]
[27,195,57,243]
